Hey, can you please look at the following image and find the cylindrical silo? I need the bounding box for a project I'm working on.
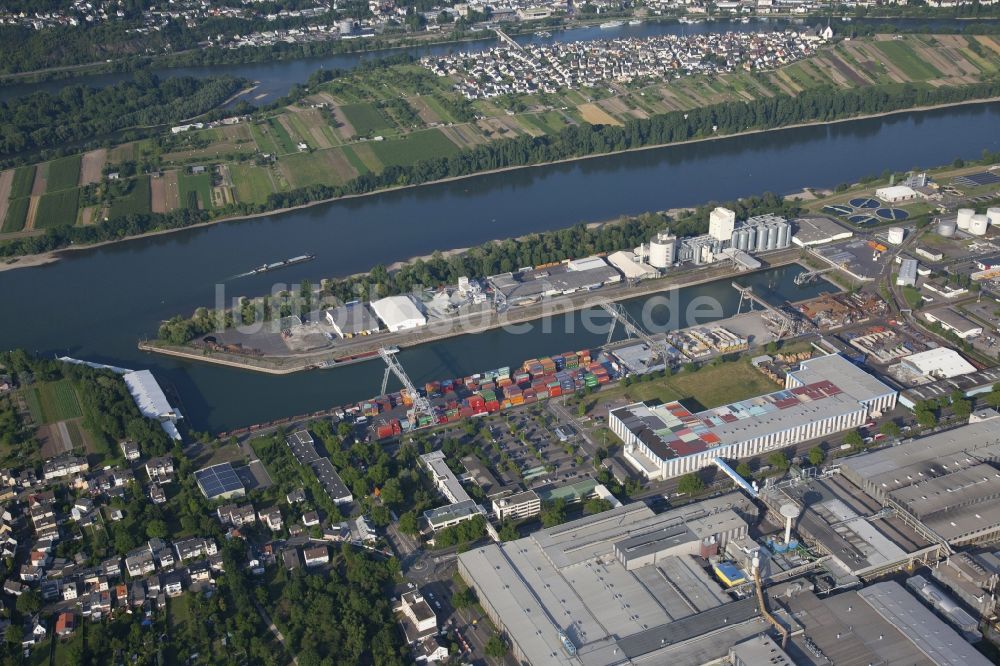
[746,227,757,250]
[988,207,1000,227]
[778,223,791,248]
[887,227,905,245]
[766,225,778,251]
[957,208,974,231]
[970,214,989,236]
[937,218,957,237]
[733,229,746,251]
[756,226,767,252]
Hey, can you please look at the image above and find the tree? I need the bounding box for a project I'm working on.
[916,408,938,428]
[807,447,825,466]
[767,451,789,471]
[583,497,613,515]
[541,499,567,528]
[485,633,509,658]
[880,421,901,438]
[498,521,518,541]
[452,587,476,609]
[844,430,865,450]
[952,397,972,420]
[398,510,420,535]
[146,518,168,539]
[735,461,752,480]
[16,589,40,615]
[677,472,704,495]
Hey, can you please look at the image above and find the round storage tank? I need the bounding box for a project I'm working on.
[649,241,669,269]
[766,225,778,250]
[988,207,1000,227]
[736,229,749,251]
[938,217,957,237]
[746,227,757,250]
[970,214,989,236]
[887,227,905,245]
[957,208,974,230]
[778,224,791,248]
[756,227,768,252]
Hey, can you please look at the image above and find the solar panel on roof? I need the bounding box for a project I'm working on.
[954,172,1000,187]
[195,463,244,498]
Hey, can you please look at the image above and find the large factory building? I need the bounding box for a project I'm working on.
[611,354,897,480]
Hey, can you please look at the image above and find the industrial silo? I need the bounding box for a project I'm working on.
[746,227,757,251]
[777,223,791,249]
[648,231,676,269]
[957,208,974,231]
[937,218,957,237]
[733,229,748,251]
[887,227,905,245]
[988,207,1000,228]
[766,225,778,251]
[970,214,989,236]
[756,226,768,252]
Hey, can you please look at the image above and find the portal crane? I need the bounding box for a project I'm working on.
[379,347,434,423]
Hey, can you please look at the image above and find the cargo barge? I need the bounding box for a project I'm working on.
[249,254,315,275]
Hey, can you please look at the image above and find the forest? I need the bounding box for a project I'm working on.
[0,72,245,159]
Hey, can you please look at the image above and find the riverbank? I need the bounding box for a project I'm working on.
[138,249,803,374]
[2,94,997,274]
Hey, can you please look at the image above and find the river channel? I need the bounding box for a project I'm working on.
[0,102,998,432]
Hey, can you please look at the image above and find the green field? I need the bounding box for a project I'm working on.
[339,145,371,175]
[1,197,29,232]
[874,41,943,80]
[230,164,275,205]
[46,154,82,192]
[250,122,279,155]
[108,175,151,219]
[9,165,36,199]
[26,379,83,424]
[341,102,393,136]
[368,129,460,168]
[267,117,298,154]
[178,172,213,210]
[34,188,80,228]
[280,151,336,188]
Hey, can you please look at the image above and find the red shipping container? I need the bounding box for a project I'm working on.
[486,400,501,412]
[549,386,562,398]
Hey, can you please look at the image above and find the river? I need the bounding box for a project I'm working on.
[0,102,998,432]
[3,17,996,104]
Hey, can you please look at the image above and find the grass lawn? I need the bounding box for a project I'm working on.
[29,379,83,423]
[108,175,150,219]
[339,145,371,175]
[1,196,29,232]
[230,164,275,205]
[875,41,942,80]
[368,128,460,167]
[280,151,337,188]
[169,594,193,632]
[34,188,80,229]
[47,154,82,192]
[341,102,393,136]
[9,165,36,199]
[250,122,279,155]
[53,629,84,666]
[178,172,213,210]
[267,117,298,154]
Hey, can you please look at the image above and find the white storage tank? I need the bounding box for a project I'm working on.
[887,227,905,245]
[957,208,974,231]
[988,207,1000,227]
[970,214,989,236]
[766,225,778,250]
[648,231,676,269]
[937,218,957,237]
[778,224,791,249]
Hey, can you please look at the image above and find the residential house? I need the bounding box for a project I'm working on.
[259,507,283,531]
[188,561,211,583]
[282,548,300,571]
[302,511,320,527]
[120,440,141,461]
[303,546,329,567]
[42,455,89,481]
[217,503,256,527]
[149,484,166,504]
[55,612,75,637]
[19,565,41,582]
[101,557,121,578]
[323,522,351,542]
[62,581,78,601]
[395,590,438,644]
[124,548,156,577]
[145,456,174,484]
[286,488,306,504]
[161,571,184,597]
[71,498,94,521]
[3,580,24,596]
[174,537,213,562]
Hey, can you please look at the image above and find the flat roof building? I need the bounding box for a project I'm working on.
[370,295,426,332]
[458,497,756,665]
[876,184,918,203]
[897,257,918,286]
[791,216,854,247]
[488,258,621,306]
[123,370,183,440]
[324,302,380,338]
[420,451,485,531]
[606,250,658,281]
[899,347,976,381]
[194,463,245,500]
[612,355,895,480]
[493,489,541,522]
[923,308,983,339]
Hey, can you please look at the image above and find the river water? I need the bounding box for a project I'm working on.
[4,17,996,104]
[0,102,998,431]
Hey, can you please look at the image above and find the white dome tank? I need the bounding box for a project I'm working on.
[937,218,956,237]
[887,227,905,245]
[957,208,974,230]
[988,207,1000,227]
[648,231,675,269]
[970,214,989,236]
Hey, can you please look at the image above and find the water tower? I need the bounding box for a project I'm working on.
[780,503,801,547]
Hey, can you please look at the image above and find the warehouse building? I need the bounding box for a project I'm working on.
[876,184,918,203]
[791,216,854,247]
[606,250,658,281]
[488,256,621,306]
[923,308,983,339]
[900,366,1000,408]
[457,497,760,666]
[370,295,427,332]
[324,302,380,338]
[897,347,977,382]
[612,354,896,480]
[838,411,1000,547]
[897,258,918,286]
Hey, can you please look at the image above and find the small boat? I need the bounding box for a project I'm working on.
[628,19,642,25]
[249,254,315,275]
[600,20,624,29]
[534,30,552,37]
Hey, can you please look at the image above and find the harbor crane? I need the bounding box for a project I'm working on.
[732,282,797,340]
[378,347,434,423]
[598,301,673,365]
[793,267,834,286]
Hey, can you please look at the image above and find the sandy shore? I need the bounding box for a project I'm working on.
[2,95,998,274]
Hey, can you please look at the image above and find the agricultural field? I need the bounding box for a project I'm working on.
[34,188,80,229]
[230,164,276,205]
[108,175,151,219]
[9,165,36,199]
[368,129,462,167]
[178,172,213,210]
[24,379,83,424]
[340,102,393,137]
[1,196,29,232]
[46,154,83,192]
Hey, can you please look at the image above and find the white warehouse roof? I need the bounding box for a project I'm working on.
[606,251,658,280]
[370,295,427,332]
[566,255,609,272]
[122,370,183,440]
[875,185,917,202]
[901,348,976,380]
